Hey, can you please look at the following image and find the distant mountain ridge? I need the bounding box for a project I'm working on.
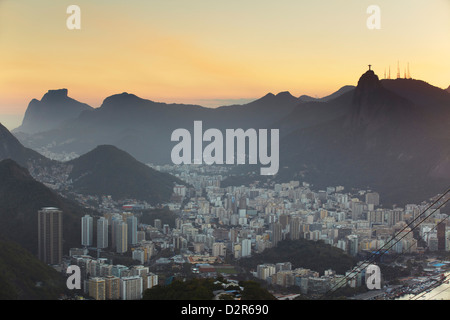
[11,70,450,205]
[276,70,450,205]
[67,144,185,204]
[299,85,355,102]
[0,133,187,279]
[1,123,185,204]
[14,88,93,134]
[0,122,52,167]
[13,87,352,165]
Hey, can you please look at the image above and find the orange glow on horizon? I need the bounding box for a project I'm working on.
[0,0,449,118]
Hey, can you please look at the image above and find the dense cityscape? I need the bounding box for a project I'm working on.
[33,161,450,301]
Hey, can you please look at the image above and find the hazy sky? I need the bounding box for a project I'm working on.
[0,0,449,128]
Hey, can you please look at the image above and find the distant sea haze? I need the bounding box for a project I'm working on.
[182,98,257,108]
[0,114,22,131]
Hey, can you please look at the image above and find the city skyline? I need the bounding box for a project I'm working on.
[64,165,450,300]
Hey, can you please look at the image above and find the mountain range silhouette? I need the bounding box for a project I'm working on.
[7,68,450,205]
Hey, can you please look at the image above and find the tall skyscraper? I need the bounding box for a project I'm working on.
[437,223,446,251]
[241,239,251,257]
[289,216,301,240]
[81,214,93,247]
[38,207,63,265]
[110,215,122,250]
[279,214,290,229]
[352,202,366,221]
[97,217,109,249]
[127,215,138,246]
[271,222,283,247]
[116,221,128,253]
[347,235,359,257]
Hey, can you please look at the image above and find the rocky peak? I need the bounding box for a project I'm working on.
[41,88,69,102]
[352,69,382,106]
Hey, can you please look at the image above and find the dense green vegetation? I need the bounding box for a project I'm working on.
[142,278,276,300]
[0,159,91,300]
[142,278,219,300]
[379,264,411,282]
[0,159,88,254]
[140,207,178,228]
[238,239,357,275]
[68,145,185,204]
[220,172,262,188]
[0,122,53,168]
[0,236,67,299]
[239,281,277,300]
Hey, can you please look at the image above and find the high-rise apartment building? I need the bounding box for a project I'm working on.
[115,221,128,253]
[347,235,359,257]
[279,214,290,229]
[110,215,122,250]
[127,215,138,246]
[147,273,158,290]
[38,207,63,265]
[81,214,93,247]
[352,202,366,221]
[271,222,283,247]
[88,277,106,300]
[257,264,276,281]
[437,223,446,251]
[387,209,404,226]
[365,192,380,206]
[105,275,120,300]
[241,239,251,257]
[120,276,143,300]
[212,242,226,257]
[97,217,109,249]
[289,217,301,240]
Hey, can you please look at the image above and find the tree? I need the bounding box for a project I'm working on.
[240,281,276,300]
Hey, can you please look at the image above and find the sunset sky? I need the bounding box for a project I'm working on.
[0,0,449,129]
